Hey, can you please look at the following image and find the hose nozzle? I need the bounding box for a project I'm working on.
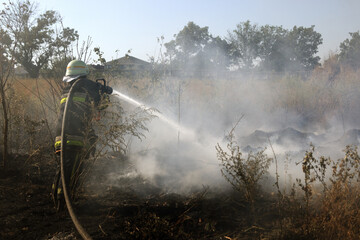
[96,78,113,94]
[103,85,113,94]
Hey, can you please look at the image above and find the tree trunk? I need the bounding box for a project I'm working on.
[26,65,40,78]
[0,85,8,169]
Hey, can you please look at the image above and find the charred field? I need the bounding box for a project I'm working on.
[0,151,283,240]
[3,126,360,239]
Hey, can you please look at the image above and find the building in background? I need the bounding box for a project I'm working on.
[104,54,152,77]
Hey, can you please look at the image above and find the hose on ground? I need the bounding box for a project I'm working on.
[60,79,93,240]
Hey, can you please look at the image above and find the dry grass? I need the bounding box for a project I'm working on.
[1,77,56,157]
[216,126,360,239]
[278,145,360,240]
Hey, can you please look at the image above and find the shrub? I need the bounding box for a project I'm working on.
[216,124,272,204]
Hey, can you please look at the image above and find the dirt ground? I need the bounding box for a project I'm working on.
[0,151,281,240]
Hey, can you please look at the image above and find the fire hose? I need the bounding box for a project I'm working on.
[60,78,112,240]
[60,78,92,240]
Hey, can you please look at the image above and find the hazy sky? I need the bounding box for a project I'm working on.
[5,0,360,63]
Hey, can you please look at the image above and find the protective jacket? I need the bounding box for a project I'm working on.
[54,76,103,152]
[52,76,108,211]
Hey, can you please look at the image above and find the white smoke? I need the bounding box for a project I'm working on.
[100,71,360,194]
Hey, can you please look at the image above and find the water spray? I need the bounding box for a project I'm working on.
[112,89,194,137]
[112,89,222,171]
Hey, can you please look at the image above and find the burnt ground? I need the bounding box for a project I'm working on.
[0,151,283,240]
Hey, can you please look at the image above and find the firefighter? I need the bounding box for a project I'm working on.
[52,60,112,211]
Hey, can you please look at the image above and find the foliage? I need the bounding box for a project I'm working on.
[172,21,210,60]
[339,31,360,70]
[228,21,323,72]
[203,36,231,70]
[216,124,272,203]
[96,101,156,155]
[227,20,263,69]
[258,24,288,70]
[0,30,15,168]
[287,26,322,71]
[215,120,360,239]
[164,21,231,76]
[330,145,360,183]
[164,20,323,75]
[0,0,78,78]
[286,145,360,239]
[0,77,56,170]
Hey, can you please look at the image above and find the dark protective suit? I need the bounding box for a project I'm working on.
[52,76,105,209]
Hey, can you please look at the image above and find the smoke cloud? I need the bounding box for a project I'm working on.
[100,64,360,194]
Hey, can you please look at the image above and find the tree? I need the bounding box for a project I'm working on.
[174,21,210,62]
[258,25,289,72]
[287,25,323,71]
[227,20,263,69]
[164,21,230,76]
[203,36,231,72]
[0,29,15,168]
[0,0,78,78]
[164,21,211,71]
[339,31,360,70]
[228,22,322,72]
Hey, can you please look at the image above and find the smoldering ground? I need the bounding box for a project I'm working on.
[93,70,360,194]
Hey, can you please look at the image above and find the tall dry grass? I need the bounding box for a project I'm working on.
[1,77,57,157]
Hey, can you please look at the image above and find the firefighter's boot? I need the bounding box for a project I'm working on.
[56,188,65,212]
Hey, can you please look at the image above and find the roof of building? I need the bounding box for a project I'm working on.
[14,65,28,75]
[106,54,150,66]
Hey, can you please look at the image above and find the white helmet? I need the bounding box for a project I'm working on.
[63,60,89,82]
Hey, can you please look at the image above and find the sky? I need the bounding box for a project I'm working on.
[4,0,360,63]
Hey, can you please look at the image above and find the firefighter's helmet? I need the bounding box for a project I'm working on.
[65,60,89,76]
